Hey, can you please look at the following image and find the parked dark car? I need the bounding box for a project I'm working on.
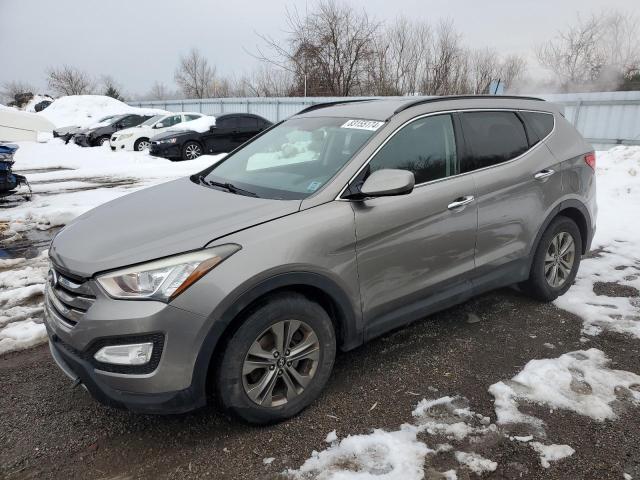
[149,113,272,161]
[74,114,154,147]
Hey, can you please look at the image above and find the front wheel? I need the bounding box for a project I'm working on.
[215,293,336,424]
[522,216,582,301]
[134,138,150,151]
[182,141,202,160]
[97,136,110,146]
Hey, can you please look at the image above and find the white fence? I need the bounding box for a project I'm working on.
[129,92,640,150]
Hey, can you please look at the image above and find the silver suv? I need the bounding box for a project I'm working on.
[45,96,596,423]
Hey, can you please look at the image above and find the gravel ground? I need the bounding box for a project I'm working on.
[1,287,639,480]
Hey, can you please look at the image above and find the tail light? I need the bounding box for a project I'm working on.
[584,152,596,170]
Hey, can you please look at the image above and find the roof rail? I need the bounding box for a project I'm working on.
[295,98,375,116]
[393,95,546,114]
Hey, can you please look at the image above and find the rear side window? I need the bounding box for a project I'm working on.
[460,111,528,173]
[368,114,457,184]
[521,111,554,144]
[239,116,260,128]
[217,117,238,129]
[184,114,201,121]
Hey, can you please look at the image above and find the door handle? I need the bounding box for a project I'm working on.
[534,169,555,180]
[447,195,474,210]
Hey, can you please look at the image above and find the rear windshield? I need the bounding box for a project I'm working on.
[201,117,381,199]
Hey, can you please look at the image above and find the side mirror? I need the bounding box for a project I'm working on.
[360,169,415,198]
[155,122,164,129]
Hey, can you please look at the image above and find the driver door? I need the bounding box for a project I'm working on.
[350,114,478,339]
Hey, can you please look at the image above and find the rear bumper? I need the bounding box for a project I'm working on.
[48,331,205,414]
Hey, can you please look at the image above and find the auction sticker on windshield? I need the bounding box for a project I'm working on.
[341,119,385,131]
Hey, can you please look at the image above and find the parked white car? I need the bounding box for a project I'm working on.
[109,112,204,151]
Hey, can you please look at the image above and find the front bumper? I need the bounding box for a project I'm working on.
[149,142,182,160]
[73,134,93,147]
[110,135,134,151]
[44,270,210,414]
[48,334,203,414]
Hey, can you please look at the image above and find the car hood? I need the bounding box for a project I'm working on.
[55,125,82,134]
[152,130,195,141]
[49,176,301,277]
[115,126,143,136]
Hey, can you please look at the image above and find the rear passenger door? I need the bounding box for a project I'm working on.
[459,110,561,280]
[351,114,478,338]
[235,116,262,145]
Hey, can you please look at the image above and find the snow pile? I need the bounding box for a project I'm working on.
[489,349,640,424]
[529,442,575,468]
[453,451,497,475]
[0,252,49,355]
[554,147,640,339]
[288,426,431,480]
[286,396,500,479]
[170,115,216,133]
[37,95,168,128]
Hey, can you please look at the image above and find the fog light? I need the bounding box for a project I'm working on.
[94,342,153,365]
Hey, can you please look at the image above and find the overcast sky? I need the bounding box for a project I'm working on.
[1,0,638,96]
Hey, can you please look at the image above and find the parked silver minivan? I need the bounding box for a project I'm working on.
[45,96,596,423]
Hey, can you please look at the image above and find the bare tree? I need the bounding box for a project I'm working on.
[237,66,294,97]
[149,81,169,100]
[468,48,500,94]
[254,0,381,96]
[174,48,217,98]
[536,14,605,90]
[499,54,527,90]
[0,80,35,104]
[421,19,470,95]
[46,65,95,95]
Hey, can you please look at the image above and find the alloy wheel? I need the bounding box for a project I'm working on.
[242,320,320,407]
[185,144,202,159]
[137,140,150,151]
[544,231,575,288]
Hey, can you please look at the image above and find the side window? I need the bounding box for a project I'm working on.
[240,117,259,129]
[368,114,457,184]
[217,117,237,129]
[520,111,554,145]
[184,114,202,121]
[120,116,139,127]
[161,115,181,127]
[460,111,529,173]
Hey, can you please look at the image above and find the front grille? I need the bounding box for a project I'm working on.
[54,332,165,374]
[46,268,96,328]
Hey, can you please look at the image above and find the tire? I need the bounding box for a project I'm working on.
[522,216,582,302]
[134,138,150,151]
[97,136,110,146]
[215,292,336,424]
[182,141,203,160]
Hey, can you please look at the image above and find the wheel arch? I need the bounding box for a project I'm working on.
[182,139,204,158]
[529,199,593,261]
[191,272,362,398]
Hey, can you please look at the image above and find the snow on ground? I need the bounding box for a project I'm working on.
[554,146,640,339]
[489,348,640,425]
[37,95,168,128]
[529,442,575,469]
[0,139,223,354]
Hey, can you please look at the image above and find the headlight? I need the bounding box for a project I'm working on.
[96,245,240,302]
[158,138,177,144]
[119,133,133,140]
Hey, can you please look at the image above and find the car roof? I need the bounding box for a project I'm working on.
[293,95,558,121]
[217,113,269,121]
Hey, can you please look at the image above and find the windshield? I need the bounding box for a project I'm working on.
[141,115,164,126]
[98,115,116,122]
[202,117,381,199]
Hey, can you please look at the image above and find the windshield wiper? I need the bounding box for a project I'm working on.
[198,175,259,197]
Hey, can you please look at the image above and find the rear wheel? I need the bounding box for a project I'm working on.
[522,216,582,301]
[215,293,336,424]
[182,141,202,160]
[134,138,150,151]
